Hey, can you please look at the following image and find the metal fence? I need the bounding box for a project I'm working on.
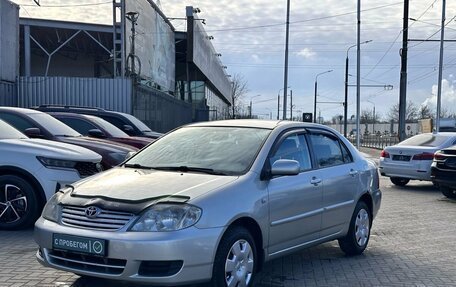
[348,135,401,150]
[133,84,192,133]
[17,77,132,112]
[0,81,17,106]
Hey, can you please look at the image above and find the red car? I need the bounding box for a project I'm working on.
[48,112,154,149]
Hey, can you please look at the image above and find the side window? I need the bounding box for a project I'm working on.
[309,133,345,168]
[100,116,133,134]
[340,142,353,163]
[58,118,97,136]
[270,134,312,171]
[0,113,36,132]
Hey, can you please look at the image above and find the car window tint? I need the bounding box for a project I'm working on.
[58,117,97,136]
[0,120,27,139]
[0,113,36,132]
[270,134,312,171]
[340,142,353,163]
[100,115,135,135]
[309,133,345,168]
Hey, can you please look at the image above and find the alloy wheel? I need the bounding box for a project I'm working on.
[0,184,28,224]
[355,208,370,247]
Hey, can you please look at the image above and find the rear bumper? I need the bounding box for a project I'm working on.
[379,160,431,181]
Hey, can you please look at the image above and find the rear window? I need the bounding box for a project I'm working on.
[398,134,451,147]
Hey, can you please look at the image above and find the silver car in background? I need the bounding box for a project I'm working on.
[35,120,381,287]
[379,132,456,186]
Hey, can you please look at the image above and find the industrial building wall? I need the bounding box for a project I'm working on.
[17,77,132,112]
[0,0,19,82]
[134,85,192,133]
[0,81,17,106]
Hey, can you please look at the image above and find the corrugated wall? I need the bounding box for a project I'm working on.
[0,80,17,106]
[17,77,132,113]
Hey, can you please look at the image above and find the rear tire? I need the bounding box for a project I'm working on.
[390,177,410,186]
[211,226,257,287]
[440,186,456,199]
[0,175,41,230]
[338,201,371,256]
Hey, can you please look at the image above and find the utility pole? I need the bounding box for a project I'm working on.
[356,0,361,148]
[277,95,280,120]
[314,81,318,123]
[290,89,293,120]
[126,12,139,78]
[282,0,290,120]
[436,0,446,133]
[398,0,409,141]
[344,51,350,136]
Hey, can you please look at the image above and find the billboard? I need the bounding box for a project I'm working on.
[0,0,19,82]
[125,0,175,93]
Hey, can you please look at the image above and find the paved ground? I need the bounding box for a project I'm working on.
[0,148,455,287]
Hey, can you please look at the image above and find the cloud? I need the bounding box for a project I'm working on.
[421,79,456,114]
[296,48,316,59]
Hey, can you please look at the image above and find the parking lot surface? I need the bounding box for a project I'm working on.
[0,150,455,287]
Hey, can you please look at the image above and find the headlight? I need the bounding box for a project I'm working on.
[131,204,202,232]
[37,156,77,169]
[41,187,70,222]
[109,152,128,164]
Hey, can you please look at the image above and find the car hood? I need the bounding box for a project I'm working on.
[0,138,101,162]
[61,167,238,213]
[58,136,137,153]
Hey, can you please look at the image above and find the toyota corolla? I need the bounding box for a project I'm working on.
[34,120,381,287]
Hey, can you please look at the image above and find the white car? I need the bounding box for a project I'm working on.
[0,120,102,230]
[379,132,456,186]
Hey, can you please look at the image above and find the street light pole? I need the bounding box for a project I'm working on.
[436,0,446,132]
[249,95,261,119]
[367,99,375,134]
[314,70,333,123]
[344,40,371,137]
[282,0,291,121]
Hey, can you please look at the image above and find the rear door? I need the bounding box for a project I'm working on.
[307,130,359,237]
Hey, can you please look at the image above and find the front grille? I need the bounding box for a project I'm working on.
[75,162,101,178]
[47,249,126,275]
[61,206,134,231]
[138,260,183,277]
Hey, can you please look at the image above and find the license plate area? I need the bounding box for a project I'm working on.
[392,155,411,161]
[53,234,107,256]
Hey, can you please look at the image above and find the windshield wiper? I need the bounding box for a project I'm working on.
[124,163,154,170]
[151,166,228,175]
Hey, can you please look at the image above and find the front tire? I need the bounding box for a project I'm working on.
[440,186,456,199]
[338,201,371,256]
[390,177,410,186]
[0,175,41,230]
[211,226,257,287]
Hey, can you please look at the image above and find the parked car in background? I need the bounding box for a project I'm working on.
[47,112,153,149]
[35,105,162,139]
[0,108,137,169]
[431,146,456,199]
[379,132,456,186]
[35,120,381,286]
[0,119,102,230]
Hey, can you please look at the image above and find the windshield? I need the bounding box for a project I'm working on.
[88,115,129,138]
[120,112,152,132]
[126,126,271,175]
[28,113,81,137]
[0,120,28,139]
[398,133,452,147]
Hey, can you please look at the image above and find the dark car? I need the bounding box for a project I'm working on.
[35,105,162,138]
[431,146,456,199]
[0,107,138,169]
[47,112,154,149]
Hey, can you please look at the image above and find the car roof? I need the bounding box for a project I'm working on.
[0,107,43,115]
[187,119,331,131]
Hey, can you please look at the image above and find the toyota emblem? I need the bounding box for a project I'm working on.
[85,206,100,219]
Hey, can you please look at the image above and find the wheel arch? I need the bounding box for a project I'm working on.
[0,166,47,209]
[358,192,373,221]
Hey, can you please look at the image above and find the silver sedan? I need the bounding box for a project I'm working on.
[379,132,456,186]
[35,120,381,287]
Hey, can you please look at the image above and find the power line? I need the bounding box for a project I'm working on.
[20,1,111,7]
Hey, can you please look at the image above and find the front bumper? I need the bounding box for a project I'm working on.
[34,218,223,285]
[431,167,456,189]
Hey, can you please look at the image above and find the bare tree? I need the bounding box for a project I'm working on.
[418,104,433,119]
[387,101,418,123]
[229,74,249,119]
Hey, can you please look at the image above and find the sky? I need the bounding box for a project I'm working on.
[11,0,456,122]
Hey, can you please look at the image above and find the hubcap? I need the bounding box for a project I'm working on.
[225,239,254,287]
[0,184,27,224]
[355,208,370,247]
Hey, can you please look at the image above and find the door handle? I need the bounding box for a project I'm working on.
[349,169,358,177]
[310,177,322,186]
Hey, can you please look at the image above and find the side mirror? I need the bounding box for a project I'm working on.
[123,125,134,132]
[24,127,42,138]
[88,129,105,138]
[271,159,300,176]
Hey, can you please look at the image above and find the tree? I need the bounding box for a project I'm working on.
[418,104,433,119]
[387,101,418,123]
[228,74,249,119]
